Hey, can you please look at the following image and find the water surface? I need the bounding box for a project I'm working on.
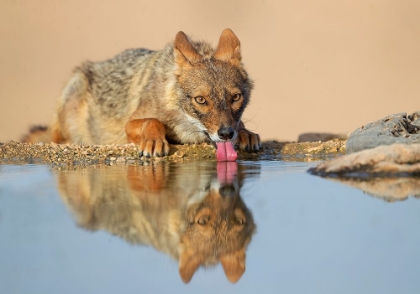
[1,160,419,294]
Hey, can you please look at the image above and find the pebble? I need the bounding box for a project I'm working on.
[116,157,126,164]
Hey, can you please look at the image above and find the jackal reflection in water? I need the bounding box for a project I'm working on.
[54,162,258,283]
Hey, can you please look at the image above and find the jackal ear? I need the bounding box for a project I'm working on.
[220,249,246,283]
[179,248,201,283]
[174,31,202,68]
[214,29,242,67]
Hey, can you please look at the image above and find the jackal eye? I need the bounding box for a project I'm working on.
[234,208,246,226]
[232,93,242,102]
[235,217,245,225]
[197,216,209,225]
[194,96,206,105]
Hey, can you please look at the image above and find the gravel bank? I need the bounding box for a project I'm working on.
[0,139,346,165]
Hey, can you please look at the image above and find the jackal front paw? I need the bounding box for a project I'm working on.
[237,128,261,152]
[126,118,170,157]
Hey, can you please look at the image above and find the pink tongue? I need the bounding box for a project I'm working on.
[216,142,238,162]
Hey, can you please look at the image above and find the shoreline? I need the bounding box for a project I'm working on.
[0,139,346,165]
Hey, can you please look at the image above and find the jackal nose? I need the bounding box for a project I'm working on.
[218,126,235,140]
[219,185,236,198]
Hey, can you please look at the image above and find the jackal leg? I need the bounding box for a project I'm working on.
[237,121,261,152]
[125,118,170,157]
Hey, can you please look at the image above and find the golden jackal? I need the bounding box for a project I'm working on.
[56,162,257,283]
[24,29,260,159]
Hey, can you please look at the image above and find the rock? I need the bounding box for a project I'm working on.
[346,111,420,153]
[276,139,346,159]
[298,132,347,143]
[309,143,420,176]
[116,157,126,164]
[173,151,185,158]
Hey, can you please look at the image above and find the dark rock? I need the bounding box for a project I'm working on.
[346,111,420,153]
[298,132,347,143]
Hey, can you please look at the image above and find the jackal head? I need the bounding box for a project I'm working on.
[179,181,255,284]
[173,29,253,143]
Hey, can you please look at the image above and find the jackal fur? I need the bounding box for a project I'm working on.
[24,29,260,156]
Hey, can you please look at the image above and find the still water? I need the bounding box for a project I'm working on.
[0,160,419,294]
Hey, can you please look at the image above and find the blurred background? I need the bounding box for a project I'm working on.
[1,0,419,142]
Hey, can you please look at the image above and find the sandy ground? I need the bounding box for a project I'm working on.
[1,0,419,142]
[0,139,346,165]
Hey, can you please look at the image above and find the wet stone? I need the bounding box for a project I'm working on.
[116,157,126,164]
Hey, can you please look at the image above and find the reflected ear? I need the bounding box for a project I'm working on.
[214,29,241,66]
[179,249,201,283]
[174,31,202,68]
[220,249,246,283]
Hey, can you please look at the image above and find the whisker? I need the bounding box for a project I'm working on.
[241,116,259,132]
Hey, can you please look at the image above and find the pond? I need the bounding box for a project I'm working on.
[1,160,419,294]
